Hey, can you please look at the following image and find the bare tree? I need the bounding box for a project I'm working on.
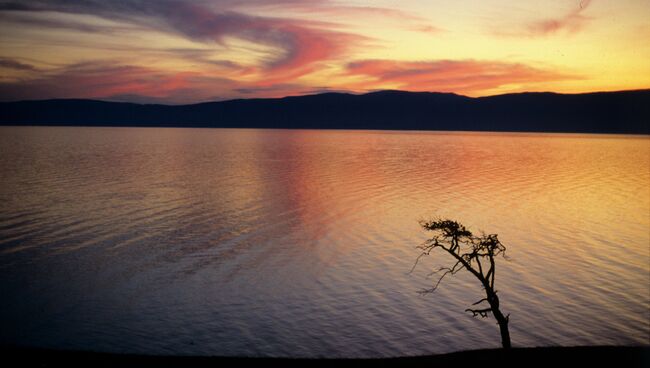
[412,219,511,348]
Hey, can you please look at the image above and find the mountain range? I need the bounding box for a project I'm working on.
[1,89,648,134]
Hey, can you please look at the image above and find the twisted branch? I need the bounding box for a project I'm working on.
[465,307,492,318]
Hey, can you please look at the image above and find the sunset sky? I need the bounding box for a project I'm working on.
[0,0,649,104]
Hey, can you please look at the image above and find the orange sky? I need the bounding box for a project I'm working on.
[0,0,649,104]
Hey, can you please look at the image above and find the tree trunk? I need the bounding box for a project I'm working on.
[496,314,511,349]
[492,308,511,349]
[487,289,511,349]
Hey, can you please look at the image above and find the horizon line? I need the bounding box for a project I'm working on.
[2,88,649,107]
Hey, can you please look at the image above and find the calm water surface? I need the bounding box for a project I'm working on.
[0,127,648,357]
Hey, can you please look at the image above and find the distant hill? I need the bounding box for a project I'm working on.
[1,90,648,134]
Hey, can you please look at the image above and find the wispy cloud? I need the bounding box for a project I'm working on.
[528,0,592,36]
[0,61,316,104]
[345,59,580,95]
[0,57,37,71]
[0,0,437,77]
[0,11,143,34]
[0,57,583,103]
[0,0,368,76]
[267,4,443,34]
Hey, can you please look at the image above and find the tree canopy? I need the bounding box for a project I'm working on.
[413,218,511,348]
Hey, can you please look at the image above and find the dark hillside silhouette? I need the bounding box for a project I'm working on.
[1,89,648,134]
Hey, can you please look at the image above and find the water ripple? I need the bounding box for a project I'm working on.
[0,127,648,357]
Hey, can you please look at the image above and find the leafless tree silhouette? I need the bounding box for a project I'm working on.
[412,219,511,348]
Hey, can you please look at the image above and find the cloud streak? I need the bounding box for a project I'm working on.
[0,57,37,71]
[256,3,442,34]
[0,58,582,103]
[0,61,315,104]
[0,0,368,76]
[345,59,579,95]
[528,0,593,36]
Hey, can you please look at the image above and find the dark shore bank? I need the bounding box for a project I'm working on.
[2,346,648,368]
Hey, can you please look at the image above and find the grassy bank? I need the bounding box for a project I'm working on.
[2,346,648,368]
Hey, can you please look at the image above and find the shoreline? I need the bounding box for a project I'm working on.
[2,346,648,367]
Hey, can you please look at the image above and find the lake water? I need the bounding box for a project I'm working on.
[0,127,648,357]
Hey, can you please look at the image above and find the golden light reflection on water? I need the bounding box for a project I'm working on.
[0,127,648,356]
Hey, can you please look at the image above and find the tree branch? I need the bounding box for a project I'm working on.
[417,266,454,294]
[472,297,489,305]
[476,256,484,278]
[408,251,429,275]
[465,307,492,318]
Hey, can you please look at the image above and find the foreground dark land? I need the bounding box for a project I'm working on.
[1,89,649,134]
[2,346,648,368]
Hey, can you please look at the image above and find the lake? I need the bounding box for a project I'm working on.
[0,127,648,357]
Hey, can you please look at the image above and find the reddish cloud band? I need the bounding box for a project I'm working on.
[346,59,579,96]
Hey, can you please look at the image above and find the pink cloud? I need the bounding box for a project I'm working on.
[0,1,369,78]
[239,2,442,34]
[0,62,315,104]
[528,0,593,36]
[0,59,582,103]
[345,59,580,95]
[140,5,369,77]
